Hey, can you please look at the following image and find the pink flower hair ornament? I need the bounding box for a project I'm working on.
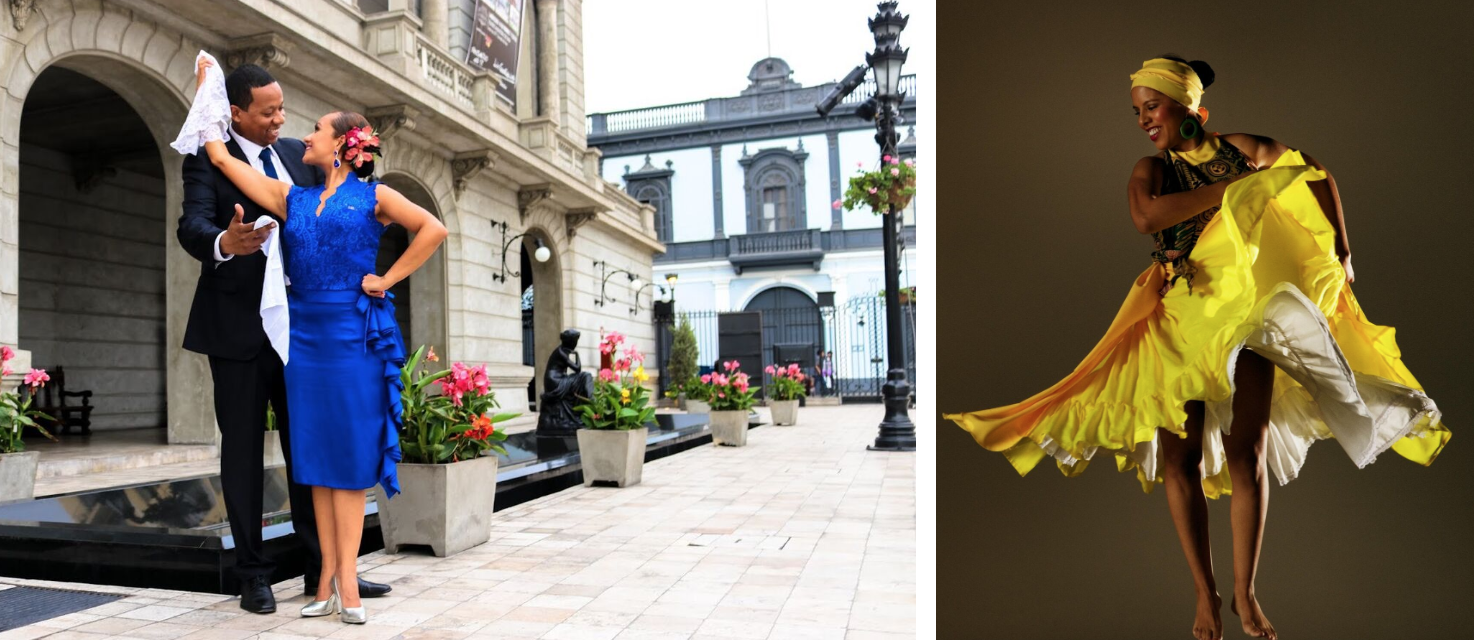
[341,125,382,169]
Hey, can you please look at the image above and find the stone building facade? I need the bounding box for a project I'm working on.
[0,0,662,442]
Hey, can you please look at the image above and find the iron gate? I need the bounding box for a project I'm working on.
[654,297,915,402]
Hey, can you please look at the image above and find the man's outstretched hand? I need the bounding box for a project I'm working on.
[220,203,274,257]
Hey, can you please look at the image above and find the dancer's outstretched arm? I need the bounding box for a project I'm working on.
[1127,157,1257,234]
[361,185,449,297]
[194,57,290,219]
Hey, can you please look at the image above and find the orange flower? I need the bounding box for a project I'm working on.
[427,346,439,362]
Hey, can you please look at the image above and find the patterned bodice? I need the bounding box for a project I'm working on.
[283,174,385,291]
[1152,135,1253,293]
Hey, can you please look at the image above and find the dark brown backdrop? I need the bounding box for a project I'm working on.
[938,2,1474,638]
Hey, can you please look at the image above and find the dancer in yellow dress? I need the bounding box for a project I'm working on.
[945,56,1450,640]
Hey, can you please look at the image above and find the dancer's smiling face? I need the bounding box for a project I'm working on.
[1132,86,1196,151]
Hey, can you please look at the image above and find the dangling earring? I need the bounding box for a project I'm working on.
[333,150,341,168]
[1179,117,1200,139]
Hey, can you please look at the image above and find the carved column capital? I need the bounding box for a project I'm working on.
[451,150,497,199]
[364,104,419,142]
[9,0,35,32]
[518,184,555,223]
[225,33,295,70]
[564,207,600,240]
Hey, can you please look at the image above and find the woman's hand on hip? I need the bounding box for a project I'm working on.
[361,274,389,298]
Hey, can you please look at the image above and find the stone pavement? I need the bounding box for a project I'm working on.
[0,404,916,639]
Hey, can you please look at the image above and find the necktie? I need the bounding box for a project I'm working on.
[259,147,279,180]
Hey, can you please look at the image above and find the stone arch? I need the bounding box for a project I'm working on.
[376,168,450,362]
[735,278,820,311]
[1,2,216,443]
[515,210,567,404]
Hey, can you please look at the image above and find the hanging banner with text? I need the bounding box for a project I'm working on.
[465,0,523,109]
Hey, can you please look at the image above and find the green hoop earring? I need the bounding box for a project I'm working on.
[1179,118,1200,139]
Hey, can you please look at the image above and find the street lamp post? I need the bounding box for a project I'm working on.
[813,1,916,452]
[865,2,915,451]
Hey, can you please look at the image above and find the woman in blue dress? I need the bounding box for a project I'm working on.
[194,60,447,624]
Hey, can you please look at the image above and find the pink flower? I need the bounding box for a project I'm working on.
[0,345,13,362]
[890,168,900,176]
[1,365,10,378]
[723,360,738,372]
[701,374,712,384]
[599,368,616,382]
[717,392,725,399]
[24,368,49,389]
[904,158,915,167]
[735,381,748,393]
[600,340,615,355]
[831,199,842,210]
[882,155,892,163]
[856,161,864,168]
[891,157,901,165]
[765,365,776,375]
[787,363,800,376]
[735,372,749,385]
[867,187,878,194]
[614,358,629,372]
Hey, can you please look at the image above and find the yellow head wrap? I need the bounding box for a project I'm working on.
[1130,58,1209,124]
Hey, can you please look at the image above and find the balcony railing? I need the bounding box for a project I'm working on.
[588,74,917,136]
[415,35,475,108]
[727,228,825,274]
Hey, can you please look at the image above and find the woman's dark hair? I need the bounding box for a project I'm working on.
[225,64,276,111]
[330,111,379,179]
[1159,54,1215,89]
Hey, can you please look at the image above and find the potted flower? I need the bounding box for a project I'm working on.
[702,361,757,447]
[1,346,56,503]
[680,375,713,414]
[374,345,518,557]
[834,155,917,215]
[263,402,284,467]
[572,332,656,488]
[764,363,807,426]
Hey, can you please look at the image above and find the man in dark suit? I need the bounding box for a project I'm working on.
[176,63,390,613]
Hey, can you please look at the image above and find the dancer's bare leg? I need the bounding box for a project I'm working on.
[330,489,366,609]
[310,486,337,602]
[1224,350,1277,640]
[1160,401,1221,640]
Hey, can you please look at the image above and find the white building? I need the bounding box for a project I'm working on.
[587,58,918,396]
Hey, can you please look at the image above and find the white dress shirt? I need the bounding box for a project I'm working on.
[213,127,297,263]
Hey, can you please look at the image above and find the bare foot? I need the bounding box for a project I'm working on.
[1193,591,1223,640]
[1231,593,1277,639]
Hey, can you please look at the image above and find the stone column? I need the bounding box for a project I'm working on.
[710,144,725,239]
[421,0,449,48]
[536,0,560,127]
[827,130,843,231]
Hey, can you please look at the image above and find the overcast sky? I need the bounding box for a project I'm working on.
[583,0,930,114]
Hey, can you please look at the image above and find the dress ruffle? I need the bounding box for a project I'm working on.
[946,150,1450,497]
[358,291,407,499]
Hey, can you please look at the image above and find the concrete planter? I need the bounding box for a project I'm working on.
[263,431,284,467]
[0,451,40,503]
[374,455,498,557]
[709,410,748,447]
[685,399,711,414]
[576,427,647,487]
[770,400,799,426]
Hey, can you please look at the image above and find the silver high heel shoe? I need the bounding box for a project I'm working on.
[300,577,340,617]
[340,586,367,625]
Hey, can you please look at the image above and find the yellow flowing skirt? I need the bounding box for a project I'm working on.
[945,151,1450,497]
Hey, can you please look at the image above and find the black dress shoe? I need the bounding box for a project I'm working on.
[305,576,391,598]
[358,577,392,598]
[239,576,277,614]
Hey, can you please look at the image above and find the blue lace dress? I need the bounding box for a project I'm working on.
[281,173,403,498]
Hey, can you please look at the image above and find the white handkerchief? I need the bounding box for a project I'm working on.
[170,51,230,156]
[257,216,290,365]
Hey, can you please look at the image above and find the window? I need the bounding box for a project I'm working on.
[740,146,809,235]
[623,156,675,243]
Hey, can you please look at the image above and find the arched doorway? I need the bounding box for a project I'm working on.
[522,227,563,409]
[375,173,448,359]
[14,64,178,435]
[743,285,824,373]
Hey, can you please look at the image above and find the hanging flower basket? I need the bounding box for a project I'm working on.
[835,155,917,215]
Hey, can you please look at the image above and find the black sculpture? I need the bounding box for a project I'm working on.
[536,329,595,435]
